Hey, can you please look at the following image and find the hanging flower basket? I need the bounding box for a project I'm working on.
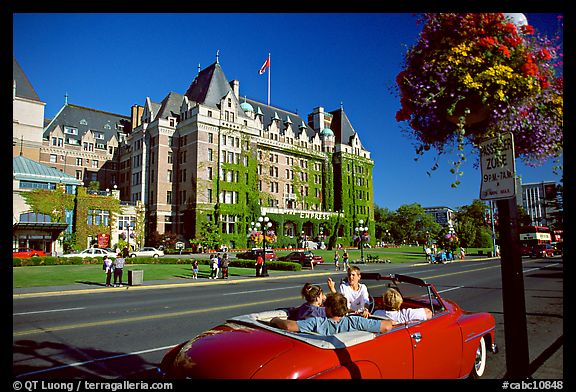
[396,13,563,180]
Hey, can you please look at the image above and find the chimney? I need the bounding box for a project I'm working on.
[230,80,240,100]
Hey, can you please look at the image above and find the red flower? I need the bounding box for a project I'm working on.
[521,24,535,35]
[538,48,552,61]
[498,45,511,58]
[479,36,496,47]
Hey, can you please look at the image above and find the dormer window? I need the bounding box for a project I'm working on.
[64,126,78,135]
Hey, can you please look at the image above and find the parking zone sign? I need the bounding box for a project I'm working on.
[479,132,516,200]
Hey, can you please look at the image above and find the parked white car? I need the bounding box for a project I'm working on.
[129,247,165,258]
[60,248,118,258]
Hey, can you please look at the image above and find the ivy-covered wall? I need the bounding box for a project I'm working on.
[75,187,121,249]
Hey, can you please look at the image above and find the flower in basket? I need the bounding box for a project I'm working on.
[395,13,563,184]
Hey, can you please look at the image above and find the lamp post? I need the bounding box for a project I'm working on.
[251,212,272,277]
[354,219,368,263]
[385,229,390,246]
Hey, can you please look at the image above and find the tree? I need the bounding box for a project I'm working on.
[374,205,394,241]
[390,203,440,245]
[197,221,223,251]
[455,199,495,247]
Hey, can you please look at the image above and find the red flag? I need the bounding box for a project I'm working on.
[258,55,270,75]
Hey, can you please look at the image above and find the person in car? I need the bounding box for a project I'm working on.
[288,283,327,320]
[271,292,393,335]
[371,287,432,323]
[327,266,370,317]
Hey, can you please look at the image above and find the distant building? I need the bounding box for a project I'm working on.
[13,57,45,161]
[13,56,375,250]
[13,155,82,254]
[122,59,374,248]
[42,103,131,190]
[520,181,561,227]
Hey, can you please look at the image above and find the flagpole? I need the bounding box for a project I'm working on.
[267,53,271,106]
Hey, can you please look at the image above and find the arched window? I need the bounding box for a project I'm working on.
[20,212,52,223]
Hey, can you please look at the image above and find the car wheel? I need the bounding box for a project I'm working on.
[154,254,159,258]
[130,254,136,258]
[469,336,487,378]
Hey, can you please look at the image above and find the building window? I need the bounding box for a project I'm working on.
[87,209,110,226]
[63,126,78,135]
[51,137,63,147]
[208,149,213,161]
[167,191,172,204]
[83,142,94,152]
[20,212,52,223]
[221,214,236,234]
[19,181,56,190]
[50,154,57,163]
[208,133,213,143]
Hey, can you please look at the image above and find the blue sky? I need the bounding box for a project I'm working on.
[12,13,563,211]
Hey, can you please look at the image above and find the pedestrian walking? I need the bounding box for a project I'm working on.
[192,259,199,279]
[459,246,466,260]
[221,253,230,279]
[255,252,264,277]
[342,249,350,271]
[113,252,125,287]
[334,250,340,271]
[103,255,114,287]
[425,246,432,262]
[209,254,218,279]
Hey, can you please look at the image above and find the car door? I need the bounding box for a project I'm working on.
[406,311,462,378]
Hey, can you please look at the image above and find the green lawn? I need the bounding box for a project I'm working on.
[13,245,491,288]
[12,264,254,288]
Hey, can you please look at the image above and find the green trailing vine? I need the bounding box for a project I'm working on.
[21,185,75,223]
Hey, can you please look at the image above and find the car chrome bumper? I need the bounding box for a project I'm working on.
[491,342,499,354]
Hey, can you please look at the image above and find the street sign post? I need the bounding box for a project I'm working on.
[479,132,529,377]
[479,132,516,201]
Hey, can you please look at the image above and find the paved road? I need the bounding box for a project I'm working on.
[12,257,563,380]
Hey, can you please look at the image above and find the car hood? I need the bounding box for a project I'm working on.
[167,322,295,378]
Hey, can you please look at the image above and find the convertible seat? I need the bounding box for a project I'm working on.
[228,310,376,349]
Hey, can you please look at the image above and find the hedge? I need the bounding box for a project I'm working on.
[12,256,302,271]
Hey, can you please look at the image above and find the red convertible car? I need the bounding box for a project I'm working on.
[159,273,497,379]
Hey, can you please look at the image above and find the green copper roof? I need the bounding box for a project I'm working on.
[13,155,82,185]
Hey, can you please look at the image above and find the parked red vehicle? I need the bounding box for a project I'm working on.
[12,248,47,258]
[235,248,277,261]
[530,243,556,258]
[278,250,324,266]
[159,273,497,379]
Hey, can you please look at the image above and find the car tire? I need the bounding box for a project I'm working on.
[469,336,487,378]
[154,254,159,258]
[130,254,137,258]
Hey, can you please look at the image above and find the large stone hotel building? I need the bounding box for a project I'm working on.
[14,56,374,250]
